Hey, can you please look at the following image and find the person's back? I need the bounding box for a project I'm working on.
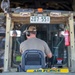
[20,25,52,58]
[20,37,51,57]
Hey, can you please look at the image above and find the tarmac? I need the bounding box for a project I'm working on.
[0,72,75,75]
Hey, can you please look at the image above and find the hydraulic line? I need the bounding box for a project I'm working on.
[53,37,64,67]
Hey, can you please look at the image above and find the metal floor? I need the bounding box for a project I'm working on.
[0,72,75,75]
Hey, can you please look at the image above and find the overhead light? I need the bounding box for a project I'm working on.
[50,11,61,17]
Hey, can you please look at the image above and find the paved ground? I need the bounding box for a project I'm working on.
[0,72,75,75]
